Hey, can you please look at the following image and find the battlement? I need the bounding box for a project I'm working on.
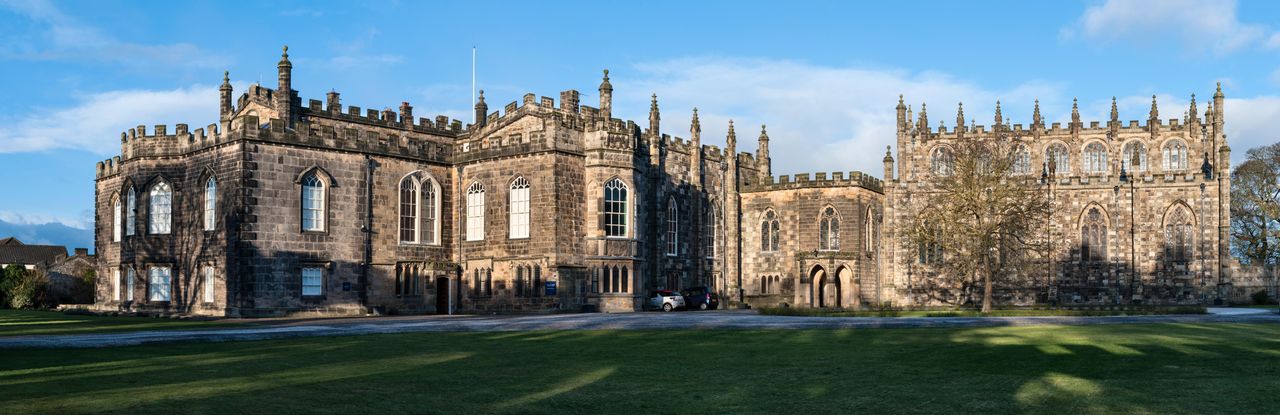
[467,90,631,137]
[113,123,229,165]
[300,97,462,135]
[746,170,883,193]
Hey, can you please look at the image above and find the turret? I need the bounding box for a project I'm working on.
[757,124,771,180]
[883,145,894,181]
[917,103,929,138]
[277,46,293,127]
[599,69,613,120]
[1109,96,1120,138]
[896,95,907,133]
[691,108,703,186]
[1070,97,1081,136]
[219,70,233,121]
[1149,95,1160,137]
[1213,82,1225,144]
[648,93,660,137]
[474,89,488,128]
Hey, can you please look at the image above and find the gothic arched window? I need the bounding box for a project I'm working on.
[1163,140,1189,171]
[1164,205,1193,263]
[864,207,876,254]
[666,197,678,256]
[603,178,628,237]
[1084,142,1108,173]
[301,174,325,232]
[761,209,780,252]
[1046,143,1070,174]
[148,181,172,235]
[466,181,485,241]
[112,195,122,242]
[704,204,717,259]
[126,187,137,236]
[509,176,530,239]
[1081,207,1107,263]
[819,206,840,251]
[1012,144,1031,175]
[931,147,954,176]
[204,177,217,231]
[399,174,419,243]
[422,176,439,245]
[1122,141,1148,172]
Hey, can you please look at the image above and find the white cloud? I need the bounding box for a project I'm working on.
[1065,0,1273,53]
[0,85,219,154]
[0,209,87,229]
[0,0,225,66]
[609,57,1063,178]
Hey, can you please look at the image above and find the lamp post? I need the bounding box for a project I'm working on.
[1119,151,1139,305]
[1043,152,1058,305]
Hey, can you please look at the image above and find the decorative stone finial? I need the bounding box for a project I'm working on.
[1149,95,1159,120]
[1110,96,1119,122]
[1033,99,1042,126]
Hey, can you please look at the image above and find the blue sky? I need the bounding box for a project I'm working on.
[3,0,1280,249]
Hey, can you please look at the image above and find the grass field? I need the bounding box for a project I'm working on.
[757,306,1209,318]
[2,322,1278,414]
[0,310,242,337]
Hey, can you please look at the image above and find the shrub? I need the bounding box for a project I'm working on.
[6,268,49,310]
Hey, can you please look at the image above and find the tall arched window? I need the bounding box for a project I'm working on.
[620,267,628,293]
[864,207,876,254]
[1081,207,1107,263]
[148,181,172,235]
[704,205,717,259]
[603,178,628,237]
[1164,205,1193,264]
[761,209,779,252]
[126,187,136,236]
[204,177,217,231]
[509,176,530,239]
[666,197,678,256]
[399,175,419,243]
[301,174,325,232]
[1163,140,1188,171]
[819,207,840,251]
[1046,143,1070,174]
[1084,142,1108,173]
[466,181,485,241]
[422,176,439,245]
[1012,144,1031,175]
[1122,141,1148,172]
[611,266,621,293]
[931,147,954,176]
[112,196,122,242]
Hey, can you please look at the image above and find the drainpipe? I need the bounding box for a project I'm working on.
[361,155,375,312]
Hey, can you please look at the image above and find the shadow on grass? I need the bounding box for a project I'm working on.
[0,323,1277,414]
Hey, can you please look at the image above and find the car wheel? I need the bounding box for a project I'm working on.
[699,302,708,311]
[663,303,673,312]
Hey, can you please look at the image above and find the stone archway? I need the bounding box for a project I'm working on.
[836,265,859,309]
[811,265,840,308]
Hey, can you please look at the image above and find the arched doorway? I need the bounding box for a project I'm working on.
[837,265,858,309]
[435,276,450,314]
[811,265,840,308]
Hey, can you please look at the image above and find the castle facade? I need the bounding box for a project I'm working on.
[91,49,1232,316]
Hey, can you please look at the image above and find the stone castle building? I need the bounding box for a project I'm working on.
[91,48,1232,316]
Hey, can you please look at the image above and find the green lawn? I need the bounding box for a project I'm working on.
[757,306,1208,318]
[1,323,1278,414]
[0,310,242,337]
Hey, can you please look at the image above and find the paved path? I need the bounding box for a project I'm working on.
[2,308,1276,349]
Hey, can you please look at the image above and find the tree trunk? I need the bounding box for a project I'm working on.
[982,257,994,313]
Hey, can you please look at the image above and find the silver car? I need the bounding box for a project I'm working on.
[647,290,685,312]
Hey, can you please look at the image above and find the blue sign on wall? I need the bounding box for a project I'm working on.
[545,281,556,296]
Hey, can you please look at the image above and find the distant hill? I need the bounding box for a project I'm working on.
[0,219,94,253]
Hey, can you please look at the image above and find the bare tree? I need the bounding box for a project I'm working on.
[905,138,1051,312]
[1231,143,1280,300]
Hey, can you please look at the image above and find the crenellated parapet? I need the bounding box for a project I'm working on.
[236,115,454,163]
[745,170,884,194]
[111,123,227,167]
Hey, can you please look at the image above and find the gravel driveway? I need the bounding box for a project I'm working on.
[2,308,1276,349]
